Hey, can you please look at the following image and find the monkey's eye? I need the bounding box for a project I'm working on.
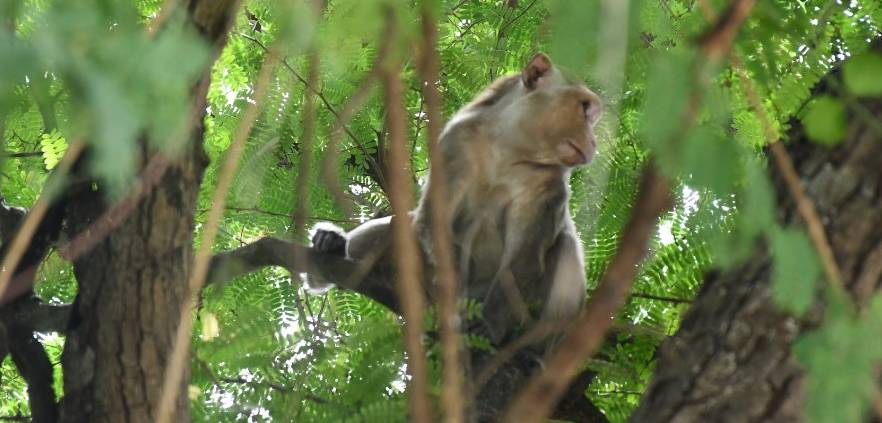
[580,101,593,119]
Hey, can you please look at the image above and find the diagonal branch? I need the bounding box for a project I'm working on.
[504,0,756,419]
[380,7,431,422]
[418,1,465,421]
[503,165,672,422]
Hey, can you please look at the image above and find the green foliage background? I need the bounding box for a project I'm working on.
[1,0,882,421]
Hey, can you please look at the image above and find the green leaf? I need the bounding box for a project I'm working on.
[740,160,776,235]
[682,126,740,195]
[795,291,882,423]
[843,52,882,97]
[800,95,846,146]
[714,159,776,267]
[770,227,820,316]
[547,0,599,73]
[641,50,694,166]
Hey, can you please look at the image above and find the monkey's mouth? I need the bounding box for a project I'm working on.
[565,140,588,165]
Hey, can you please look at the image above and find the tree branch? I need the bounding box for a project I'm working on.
[2,305,59,422]
[6,299,71,333]
[206,237,400,313]
[503,0,756,419]
[3,151,42,158]
[503,165,672,422]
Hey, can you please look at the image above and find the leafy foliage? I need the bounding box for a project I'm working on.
[1,0,881,422]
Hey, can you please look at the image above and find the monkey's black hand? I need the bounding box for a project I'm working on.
[311,229,346,256]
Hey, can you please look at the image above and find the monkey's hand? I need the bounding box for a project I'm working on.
[312,227,347,256]
[303,223,349,291]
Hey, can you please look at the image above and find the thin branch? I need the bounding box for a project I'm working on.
[237,32,389,193]
[418,1,464,422]
[196,206,353,223]
[319,66,384,211]
[147,0,178,36]
[4,151,42,158]
[156,41,281,423]
[706,0,844,291]
[291,1,324,236]
[380,7,431,422]
[627,291,692,304]
[496,0,539,37]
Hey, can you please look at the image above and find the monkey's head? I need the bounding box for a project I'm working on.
[496,53,602,168]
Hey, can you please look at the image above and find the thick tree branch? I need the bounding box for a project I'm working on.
[2,305,58,422]
[206,236,400,312]
[4,299,71,333]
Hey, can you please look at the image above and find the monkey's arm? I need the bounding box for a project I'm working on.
[542,219,587,320]
[206,237,400,312]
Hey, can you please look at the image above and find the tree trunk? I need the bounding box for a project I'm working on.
[630,70,882,421]
[57,2,240,421]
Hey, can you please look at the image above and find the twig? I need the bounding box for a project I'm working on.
[0,140,83,302]
[380,7,431,423]
[418,1,464,422]
[237,32,388,193]
[147,0,177,36]
[707,0,844,291]
[627,291,692,304]
[4,151,42,158]
[156,42,281,423]
[316,25,393,212]
[496,0,540,37]
[292,52,320,235]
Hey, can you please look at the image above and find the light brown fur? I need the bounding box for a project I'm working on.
[414,53,602,341]
[309,53,602,343]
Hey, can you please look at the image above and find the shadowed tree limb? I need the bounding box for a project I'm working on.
[206,236,400,312]
[1,301,59,423]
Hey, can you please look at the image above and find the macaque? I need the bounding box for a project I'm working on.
[309,53,601,343]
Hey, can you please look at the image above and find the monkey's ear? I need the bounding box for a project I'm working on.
[522,53,553,90]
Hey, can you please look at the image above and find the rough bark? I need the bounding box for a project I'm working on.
[57,2,240,422]
[630,74,882,421]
